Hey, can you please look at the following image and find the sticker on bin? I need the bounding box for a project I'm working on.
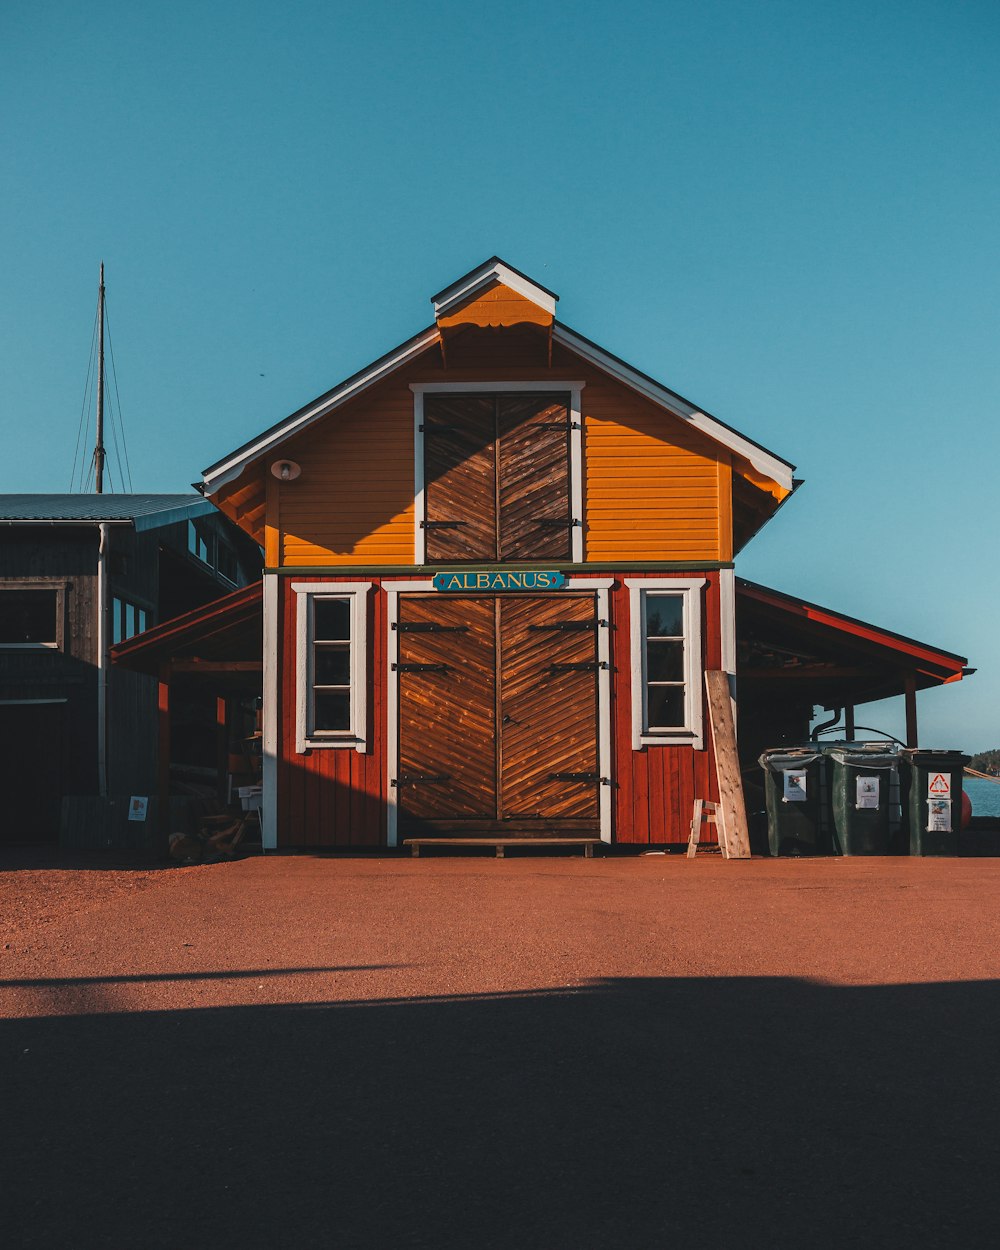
[927,798,952,832]
[855,776,880,809]
[782,769,808,802]
[928,773,951,798]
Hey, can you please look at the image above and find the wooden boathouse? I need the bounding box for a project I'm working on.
[191,258,967,852]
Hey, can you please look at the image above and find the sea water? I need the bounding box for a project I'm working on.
[964,776,1000,820]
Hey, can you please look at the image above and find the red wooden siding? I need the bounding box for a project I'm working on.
[275,571,722,848]
[610,571,721,845]
[277,574,387,847]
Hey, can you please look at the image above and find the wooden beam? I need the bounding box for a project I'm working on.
[157,662,171,836]
[170,660,263,672]
[904,675,918,748]
[739,666,879,680]
[704,670,751,859]
[216,696,228,805]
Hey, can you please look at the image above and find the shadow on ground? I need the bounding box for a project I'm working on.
[4,976,998,1248]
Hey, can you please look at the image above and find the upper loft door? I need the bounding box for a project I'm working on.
[423,393,571,563]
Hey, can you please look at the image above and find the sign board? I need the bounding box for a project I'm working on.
[856,776,880,809]
[782,769,808,802]
[927,798,952,832]
[128,796,149,822]
[928,773,951,798]
[432,571,566,592]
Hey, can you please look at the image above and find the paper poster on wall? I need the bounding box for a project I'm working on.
[783,770,808,802]
[927,799,952,832]
[128,796,149,822]
[855,776,880,809]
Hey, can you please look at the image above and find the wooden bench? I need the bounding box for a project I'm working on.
[403,838,602,858]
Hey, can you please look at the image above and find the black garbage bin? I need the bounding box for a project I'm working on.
[900,749,970,856]
[828,747,898,855]
[759,749,831,856]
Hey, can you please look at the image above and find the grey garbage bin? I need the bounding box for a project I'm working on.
[828,746,899,856]
[759,749,831,857]
[900,749,970,856]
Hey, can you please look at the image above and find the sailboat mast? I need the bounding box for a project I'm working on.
[95,262,106,494]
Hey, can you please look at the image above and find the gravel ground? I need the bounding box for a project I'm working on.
[3,850,999,1248]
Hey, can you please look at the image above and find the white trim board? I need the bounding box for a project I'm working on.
[431,260,558,319]
[261,572,279,850]
[625,576,707,752]
[291,582,373,754]
[411,381,586,565]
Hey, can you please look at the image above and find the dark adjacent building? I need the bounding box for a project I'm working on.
[0,495,261,843]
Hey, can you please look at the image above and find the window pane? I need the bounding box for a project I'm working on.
[647,685,685,729]
[314,691,351,732]
[314,598,351,641]
[139,609,147,633]
[644,595,683,638]
[0,590,57,644]
[112,597,123,644]
[217,543,237,582]
[646,639,684,682]
[127,603,137,639]
[315,646,350,686]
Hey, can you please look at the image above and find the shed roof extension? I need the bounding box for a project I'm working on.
[0,494,216,531]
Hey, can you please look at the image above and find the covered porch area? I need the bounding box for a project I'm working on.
[111,582,263,840]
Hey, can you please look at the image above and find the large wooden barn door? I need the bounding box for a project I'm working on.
[396,596,496,821]
[397,594,600,836]
[423,394,571,562]
[499,597,600,825]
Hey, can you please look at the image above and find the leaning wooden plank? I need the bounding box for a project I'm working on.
[704,671,752,859]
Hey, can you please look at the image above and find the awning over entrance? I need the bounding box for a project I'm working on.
[736,578,971,752]
[112,582,263,832]
[111,581,263,677]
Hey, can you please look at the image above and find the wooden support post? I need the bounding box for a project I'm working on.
[845,705,855,739]
[216,696,228,805]
[705,670,751,859]
[157,662,171,836]
[904,676,918,748]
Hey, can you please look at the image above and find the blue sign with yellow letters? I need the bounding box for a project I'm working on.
[432,571,566,592]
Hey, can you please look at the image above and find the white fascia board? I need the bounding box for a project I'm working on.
[552,324,795,493]
[202,327,440,496]
[432,262,558,319]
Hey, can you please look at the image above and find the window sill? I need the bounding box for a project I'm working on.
[636,731,704,752]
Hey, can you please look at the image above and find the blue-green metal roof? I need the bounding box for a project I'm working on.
[0,494,215,532]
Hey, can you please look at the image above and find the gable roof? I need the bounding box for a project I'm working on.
[201,260,796,497]
[0,494,216,531]
[431,257,559,319]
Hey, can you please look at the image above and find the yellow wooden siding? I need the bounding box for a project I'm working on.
[582,373,726,561]
[437,282,552,329]
[275,374,416,565]
[250,334,735,566]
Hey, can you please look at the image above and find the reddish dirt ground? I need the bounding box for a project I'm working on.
[3,850,1000,1247]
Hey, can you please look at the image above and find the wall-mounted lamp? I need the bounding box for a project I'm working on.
[270,459,301,482]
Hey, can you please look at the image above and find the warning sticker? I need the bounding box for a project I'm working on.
[856,776,880,809]
[927,799,952,833]
[928,773,951,798]
[783,770,808,802]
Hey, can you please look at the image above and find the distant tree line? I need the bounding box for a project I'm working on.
[970,749,1000,774]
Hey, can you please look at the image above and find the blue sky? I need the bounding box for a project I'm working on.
[3,1,998,750]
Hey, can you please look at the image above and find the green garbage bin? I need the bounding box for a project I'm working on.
[900,749,970,856]
[828,747,898,855]
[759,749,831,857]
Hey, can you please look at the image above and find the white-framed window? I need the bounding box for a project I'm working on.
[626,577,706,751]
[293,582,372,753]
